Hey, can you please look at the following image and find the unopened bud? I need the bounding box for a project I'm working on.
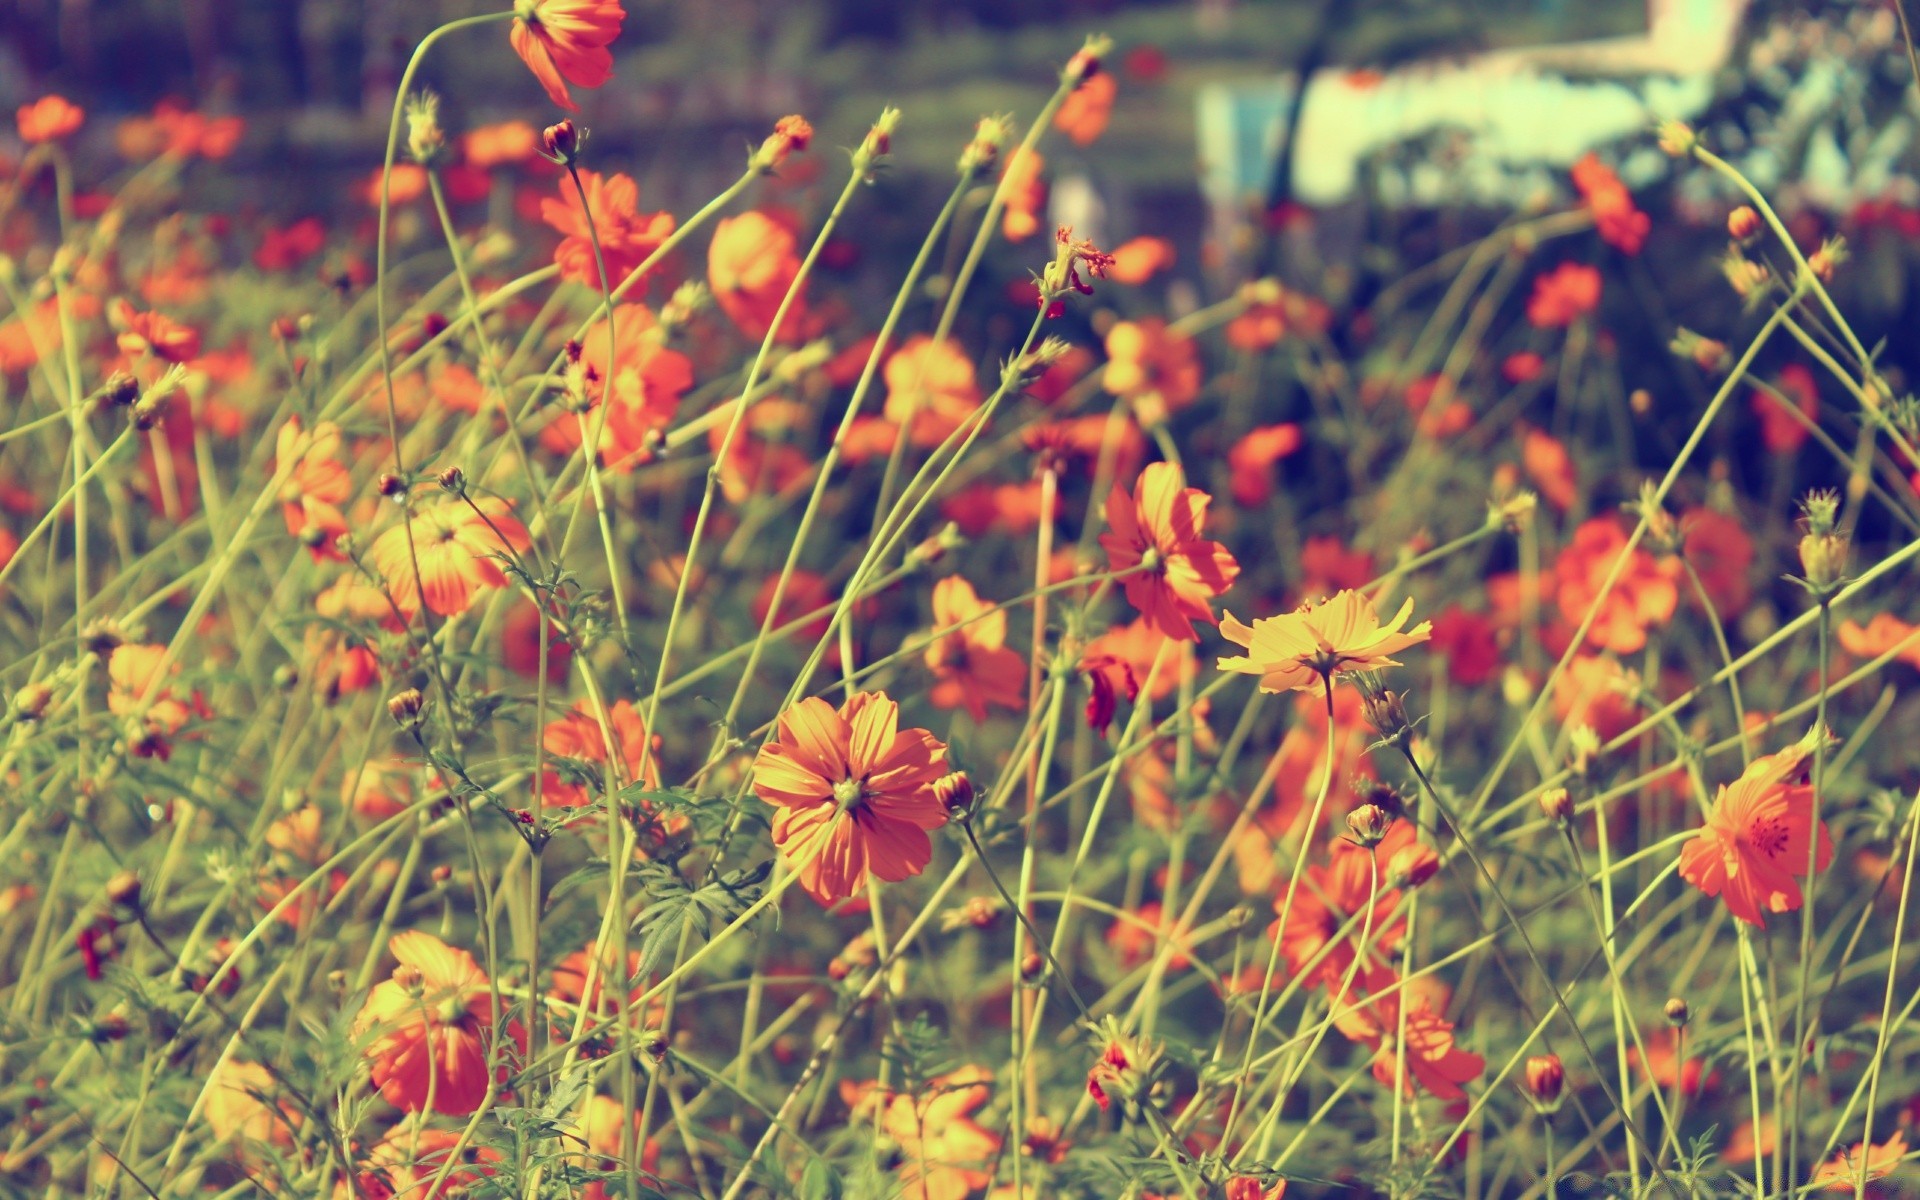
[1345,802,1393,848]
[436,465,465,495]
[933,770,976,819]
[1656,119,1697,157]
[751,115,813,172]
[387,688,426,728]
[404,91,446,166]
[541,120,580,164]
[378,472,407,500]
[11,682,53,722]
[1539,786,1574,824]
[959,115,1013,176]
[1524,1054,1565,1112]
[1727,205,1760,241]
[99,370,139,408]
[1021,952,1045,983]
[1664,997,1690,1027]
[106,870,142,911]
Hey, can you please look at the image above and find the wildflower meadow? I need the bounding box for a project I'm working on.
[6,2,1920,1197]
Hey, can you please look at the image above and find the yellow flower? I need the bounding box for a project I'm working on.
[1216,590,1431,693]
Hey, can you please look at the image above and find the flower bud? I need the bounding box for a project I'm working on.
[11,682,53,722]
[430,864,453,885]
[1664,997,1690,1027]
[1020,951,1045,983]
[405,91,446,166]
[378,472,408,500]
[933,770,976,819]
[106,870,142,912]
[541,119,580,164]
[1345,803,1394,848]
[958,115,1013,177]
[857,108,900,172]
[1727,205,1760,241]
[1361,685,1414,749]
[436,465,466,495]
[387,688,426,729]
[99,370,139,409]
[395,964,427,997]
[1656,119,1697,157]
[1669,328,1730,374]
[1524,1054,1565,1111]
[1539,786,1574,824]
[1797,490,1847,591]
[751,114,813,172]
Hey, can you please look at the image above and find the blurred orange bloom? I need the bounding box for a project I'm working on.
[542,170,675,291]
[1552,653,1641,742]
[366,496,531,618]
[1270,822,1411,989]
[841,1065,1001,1200]
[1811,1131,1907,1192]
[1099,461,1240,642]
[924,576,1026,722]
[348,1127,503,1198]
[17,95,84,143]
[1218,590,1431,694]
[115,100,243,160]
[1526,262,1601,329]
[1334,968,1485,1099]
[752,691,949,904]
[1227,423,1302,507]
[1103,318,1200,425]
[112,300,201,364]
[204,1060,299,1151]
[1055,71,1117,146]
[539,304,694,471]
[274,417,351,561]
[708,210,804,340]
[884,335,981,447]
[354,931,523,1115]
[1753,362,1819,455]
[107,644,201,756]
[1553,517,1679,655]
[510,0,625,112]
[997,148,1046,243]
[541,699,661,806]
[1681,506,1754,619]
[1837,612,1920,667]
[463,120,541,168]
[1522,428,1577,512]
[1107,235,1174,284]
[1678,730,1834,928]
[1572,153,1650,255]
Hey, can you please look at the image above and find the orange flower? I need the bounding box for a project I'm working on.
[997,148,1046,243]
[1811,1131,1908,1193]
[1837,612,1920,668]
[541,170,675,291]
[575,1094,662,1199]
[1522,428,1577,512]
[1217,590,1431,693]
[1270,822,1411,989]
[353,931,523,1114]
[751,691,949,904]
[1552,653,1641,742]
[107,644,201,756]
[1526,262,1601,329]
[204,1060,299,1151]
[841,1065,1001,1200]
[539,304,693,471]
[1106,235,1174,284]
[1572,153,1650,255]
[1227,423,1302,506]
[274,417,351,560]
[540,699,660,806]
[1103,318,1201,425]
[366,496,532,618]
[17,95,84,143]
[115,100,243,160]
[112,299,201,364]
[462,120,541,168]
[1753,362,1819,455]
[1678,730,1834,927]
[509,0,625,112]
[1553,516,1679,655]
[1098,461,1240,642]
[1055,71,1117,146]
[924,576,1026,722]
[350,1127,503,1198]
[708,210,805,340]
[1333,968,1485,1099]
[883,335,981,447]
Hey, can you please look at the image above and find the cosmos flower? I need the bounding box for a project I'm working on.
[750,691,949,904]
[353,931,523,1115]
[1098,461,1240,642]
[540,170,674,291]
[509,0,625,112]
[1217,590,1431,694]
[365,496,531,618]
[1678,730,1834,928]
[923,575,1026,722]
[17,95,84,143]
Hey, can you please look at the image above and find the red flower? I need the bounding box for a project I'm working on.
[1572,153,1650,255]
[751,692,949,904]
[17,95,84,143]
[1753,363,1819,455]
[1098,461,1240,641]
[353,931,524,1114]
[1334,968,1485,1099]
[112,300,201,364]
[1552,516,1679,655]
[1055,71,1117,146]
[509,0,625,112]
[708,210,804,340]
[1525,263,1601,329]
[1678,731,1834,927]
[924,576,1026,722]
[541,170,675,292]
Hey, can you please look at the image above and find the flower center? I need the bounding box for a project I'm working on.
[832,776,865,812]
[434,992,466,1026]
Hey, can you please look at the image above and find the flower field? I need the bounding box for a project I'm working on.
[5,3,1920,1197]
